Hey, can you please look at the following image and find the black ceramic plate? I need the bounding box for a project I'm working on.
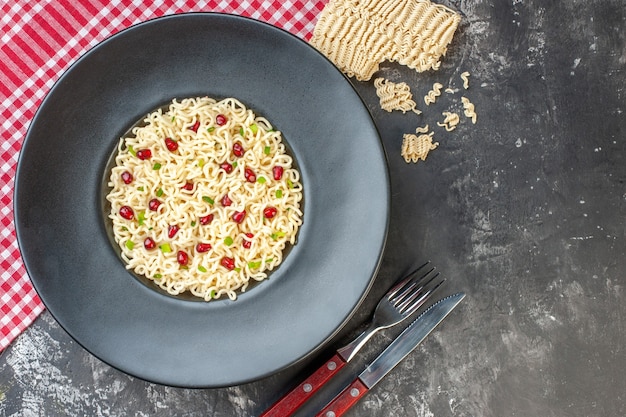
[14,13,389,388]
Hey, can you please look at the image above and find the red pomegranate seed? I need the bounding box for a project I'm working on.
[263,206,277,219]
[244,168,256,183]
[144,237,156,250]
[168,225,180,238]
[221,194,232,207]
[220,256,235,270]
[232,141,244,157]
[232,210,246,224]
[177,250,189,266]
[119,206,134,220]
[216,114,227,126]
[148,198,161,211]
[199,213,214,225]
[190,120,200,132]
[242,233,254,249]
[196,243,212,253]
[220,162,233,173]
[121,171,133,184]
[273,166,284,181]
[181,181,194,191]
[136,149,152,160]
[164,137,178,152]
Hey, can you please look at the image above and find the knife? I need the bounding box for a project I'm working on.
[314,292,465,417]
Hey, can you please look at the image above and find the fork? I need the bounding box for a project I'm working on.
[260,262,444,417]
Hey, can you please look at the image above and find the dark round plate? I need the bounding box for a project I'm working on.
[14,13,389,388]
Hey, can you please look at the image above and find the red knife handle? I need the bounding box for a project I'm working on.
[260,353,347,417]
[314,378,369,417]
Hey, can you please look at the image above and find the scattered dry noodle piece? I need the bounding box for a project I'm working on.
[437,111,460,131]
[460,71,470,89]
[401,130,438,163]
[415,124,430,133]
[461,96,477,124]
[310,0,462,81]
[374,78,421,114]
[424,83,443,105]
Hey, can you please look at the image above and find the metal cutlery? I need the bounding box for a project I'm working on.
[315,292,466,417]
[261,262,444,417]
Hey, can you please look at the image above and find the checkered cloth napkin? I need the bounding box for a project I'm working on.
[0,0,327,352]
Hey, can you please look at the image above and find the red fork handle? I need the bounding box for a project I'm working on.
[260,353,347,417]
[314,378,369,417]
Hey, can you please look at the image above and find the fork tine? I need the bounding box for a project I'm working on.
[386,261,432,300]
[389,265,438,305]
[392,269,440,310]
[398,277,445,315]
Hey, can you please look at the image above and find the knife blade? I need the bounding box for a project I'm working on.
[314,292,465,417]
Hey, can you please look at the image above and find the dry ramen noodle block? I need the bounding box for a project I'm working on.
[310,0,461,81]
[401,128,438,163]
[374,77,421,114]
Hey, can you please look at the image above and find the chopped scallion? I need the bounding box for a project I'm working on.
[232,161,238,168]
[159,243,171,253]
[248,261,262,269]
[202,196,214,205]
[125,240,134,250]
[224,236,234,246]
[137,186,144,192]
[264,146,271,155]
[234,267,241,272]
[210,290,217,298]
[156,188,164,197]
[198,158,205,168]
[198,265,207,273]
[128,145,136,157]
[154,274,162,279]
[276,189,283,198]
[250,124,258,134]
[138,210,146,226]
[207,126,215,132]
[257,176,266,184]
[191,221,196,227]
[152,163,161,170]
[287,179,294,189]
[239,127,244,136]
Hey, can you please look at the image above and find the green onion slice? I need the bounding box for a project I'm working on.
[138,210,146,226]
[125,240,134,250]
[276,189,283,198]
[159,243,172,253]
[202,196,215,205]
[198,265,207,273]
[156,188,164,197]
[224,236,234,246]
[250,124,258,134]
[128,145,136,157]
[264,146,271,155]
[207,126,215,132]
[152,163,161,170]
[257,176,266,184]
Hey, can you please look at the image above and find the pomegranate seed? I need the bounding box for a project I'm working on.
[164,137,178,152]
[121,171,133,184]
[232,210,246,224]
[232,141,244,157]
[220,256,235,270]
[177,250,189,266]
[244,168,256,183]
[200,213,214,225]
[148,198,161,211]
[119,206,134,220]
[144,237,156,250]
[273,166,284,181]
[220,162,233,173]
[181,181,194,191]
[136,149,152,160]
[168,225,180,238]
[196,243,212,253]
[243,233,254,249]
[216,114,227,126]
[190,120,200,132]
[221,194,232,207]
[263,206,278,219]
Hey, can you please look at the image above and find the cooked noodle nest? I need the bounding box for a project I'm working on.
[106,97,303,301]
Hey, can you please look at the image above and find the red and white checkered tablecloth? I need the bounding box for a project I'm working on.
[0,0,327,353]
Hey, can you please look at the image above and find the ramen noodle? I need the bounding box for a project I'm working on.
[106,97,303,301]
[310,0,461,81]
[401,127,438,163]
[424,82,443,105]
[374,77,421,114]
[461,96,477,123]
[460,71,471,89]
[437,111,460,131]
